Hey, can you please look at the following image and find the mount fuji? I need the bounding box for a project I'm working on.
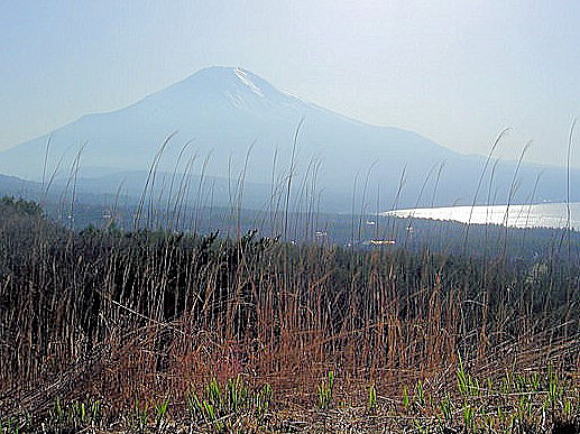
[0,66,577,210]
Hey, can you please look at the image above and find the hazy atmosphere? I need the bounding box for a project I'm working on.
[2,1,580,167]
[1,2,579,433]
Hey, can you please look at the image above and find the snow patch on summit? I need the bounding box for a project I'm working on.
[234,68,264,97]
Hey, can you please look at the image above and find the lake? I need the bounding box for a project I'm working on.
[383,202,580,230]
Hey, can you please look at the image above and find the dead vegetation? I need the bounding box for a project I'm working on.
[0,196,578,432]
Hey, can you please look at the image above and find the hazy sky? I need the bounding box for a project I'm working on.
[2,1,580,167]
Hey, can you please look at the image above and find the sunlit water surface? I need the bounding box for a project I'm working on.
[383,202,580,230]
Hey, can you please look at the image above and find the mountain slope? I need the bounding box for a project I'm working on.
[1,66,577,210]
[0,173,40,196]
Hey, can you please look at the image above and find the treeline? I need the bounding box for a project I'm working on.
[37,196,580,264]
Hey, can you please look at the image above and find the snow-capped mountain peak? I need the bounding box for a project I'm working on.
[0,66,570,209]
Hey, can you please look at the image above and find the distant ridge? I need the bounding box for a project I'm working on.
[1,66,578,210]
